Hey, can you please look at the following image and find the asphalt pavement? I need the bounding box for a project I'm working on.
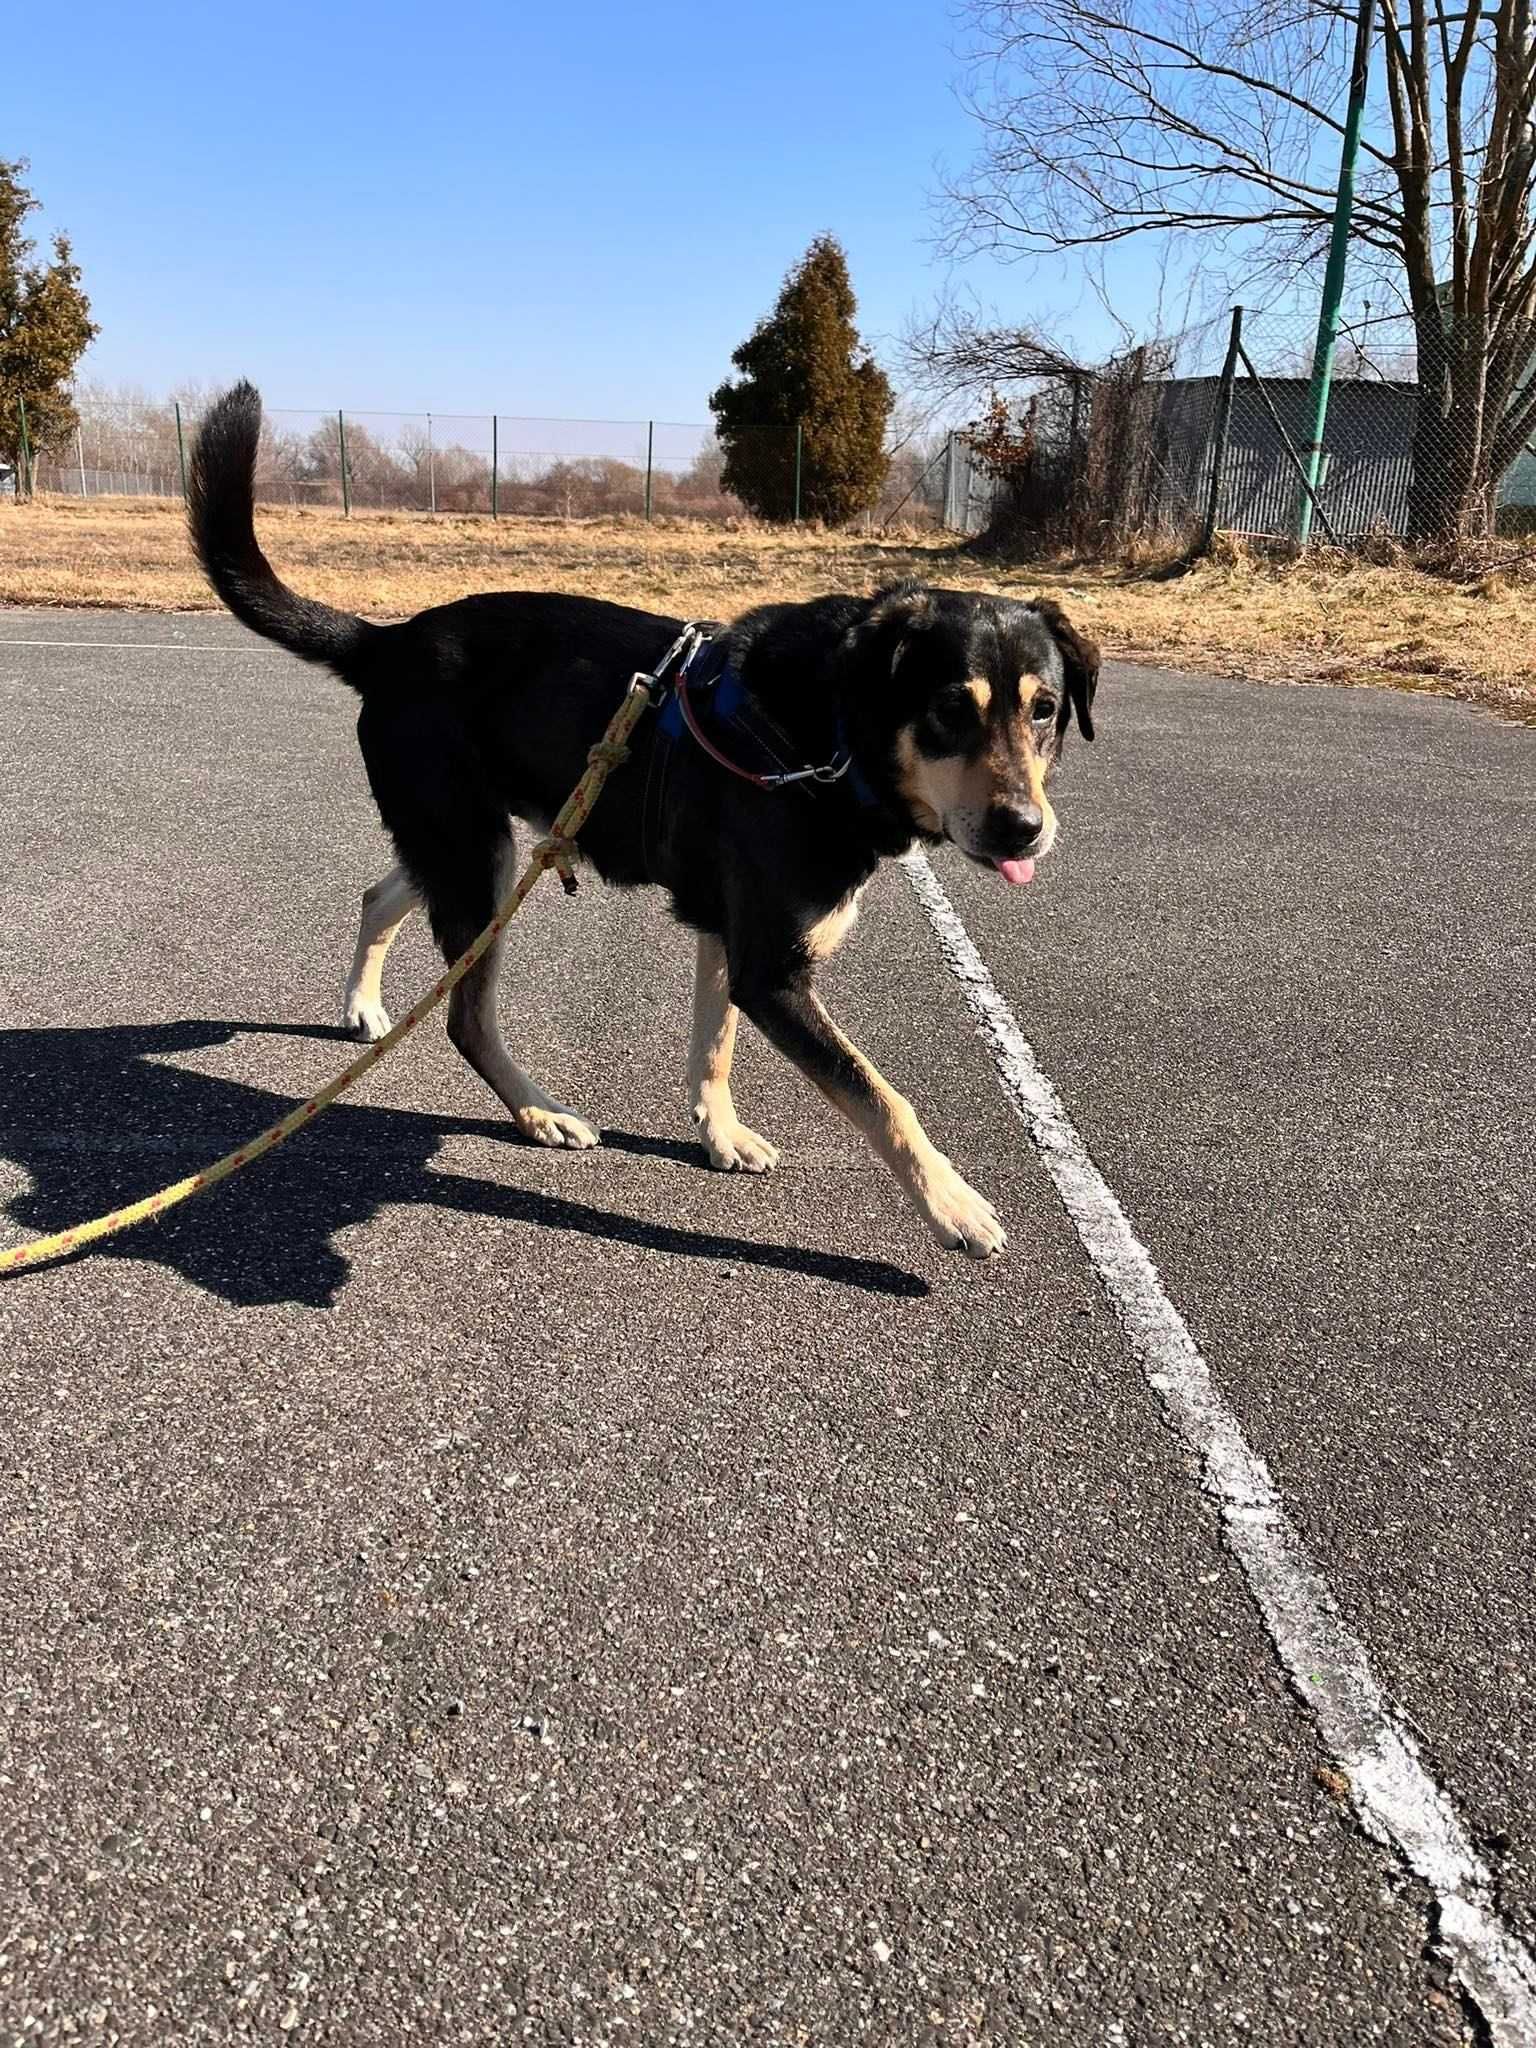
[1,610,1532,2045]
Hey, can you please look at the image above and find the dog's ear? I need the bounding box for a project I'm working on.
[1033,598,1099,742]
[845,583,937,676]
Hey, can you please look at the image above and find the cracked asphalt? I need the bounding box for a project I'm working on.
[1,610,1531,2045]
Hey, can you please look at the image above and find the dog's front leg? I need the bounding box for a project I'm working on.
[343,862,421,1040]
[735,970,1005,1258]
[687,935,780,1173]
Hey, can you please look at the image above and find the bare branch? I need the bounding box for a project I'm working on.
[899,300,1094,402]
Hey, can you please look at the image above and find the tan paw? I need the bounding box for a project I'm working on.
[698,1117,780,1174]
[343,996,391,1043]
[919,1164,1006,1258]
[515,1104,601,1150]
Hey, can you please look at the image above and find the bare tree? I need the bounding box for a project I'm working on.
[946,0,1536,537]
[304,416,404,509]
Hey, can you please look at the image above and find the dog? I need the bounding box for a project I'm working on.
[188,383,1098,1258]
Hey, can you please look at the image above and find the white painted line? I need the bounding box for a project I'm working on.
[902,849,1536,2045]
[0,634,286,651]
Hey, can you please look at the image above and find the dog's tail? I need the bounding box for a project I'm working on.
[188,382,372,682]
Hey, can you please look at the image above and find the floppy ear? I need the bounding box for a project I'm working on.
[1033,598,1100,742]
[845,583,936,675]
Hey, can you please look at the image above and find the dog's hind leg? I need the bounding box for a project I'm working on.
[687,934,779,1173]
[435,837,600,1151]
[342,862,422,1041]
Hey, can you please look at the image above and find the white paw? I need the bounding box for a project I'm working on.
[344,996,391,1042]
[515,1104,601,1151]
[920,1164,1006,1258]
[697,1116,780,1174]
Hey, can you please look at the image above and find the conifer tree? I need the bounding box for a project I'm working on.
[1,160,97,496]
[710,236,892,523]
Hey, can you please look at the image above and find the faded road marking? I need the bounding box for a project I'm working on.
[0,637,285,654]
[903,849,1536,2045]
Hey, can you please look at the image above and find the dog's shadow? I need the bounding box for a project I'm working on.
[0,1019,927,1310]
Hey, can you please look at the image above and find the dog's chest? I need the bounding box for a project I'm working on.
[802,889,863,962]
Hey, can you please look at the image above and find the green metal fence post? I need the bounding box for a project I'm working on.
[337,410,351,516]
[174,401,189,500]
[491,415,498,519]
[645,421,654,521]
[793,420,804,522]
[1200,307,1244,555]
[1297,0,1375,540]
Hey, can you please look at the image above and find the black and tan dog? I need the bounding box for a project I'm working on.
[189,384,1098,1258]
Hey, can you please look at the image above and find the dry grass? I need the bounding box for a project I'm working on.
[4,495,1534,718]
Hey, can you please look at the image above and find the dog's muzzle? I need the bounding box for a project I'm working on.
[951,801,1054,887]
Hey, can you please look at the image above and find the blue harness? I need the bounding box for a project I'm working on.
[654,630,877,807]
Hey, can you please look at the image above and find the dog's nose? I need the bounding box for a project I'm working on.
[987,801,1044,856]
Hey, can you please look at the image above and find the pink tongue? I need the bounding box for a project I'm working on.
[994,857,1036,887]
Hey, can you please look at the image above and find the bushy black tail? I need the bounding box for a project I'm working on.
[188,382,371,681]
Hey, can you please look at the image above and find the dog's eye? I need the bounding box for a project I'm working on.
[1031,694,1059,724]
[922,691,981,750]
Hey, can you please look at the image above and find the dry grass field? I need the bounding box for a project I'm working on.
[4,495,1534,718]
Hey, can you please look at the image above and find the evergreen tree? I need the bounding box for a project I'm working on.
[1,160,97,496]
[710,236,892,524]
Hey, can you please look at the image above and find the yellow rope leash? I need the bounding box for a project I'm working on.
[0,672,660,1278]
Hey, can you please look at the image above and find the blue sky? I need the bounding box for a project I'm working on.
[17,0,1147,421]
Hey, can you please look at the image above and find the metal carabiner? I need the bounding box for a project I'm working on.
[632,622,706,706]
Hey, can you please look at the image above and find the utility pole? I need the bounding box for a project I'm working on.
[1297,0,1375,541]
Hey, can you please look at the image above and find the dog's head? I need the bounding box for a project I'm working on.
[844,585,1099,883]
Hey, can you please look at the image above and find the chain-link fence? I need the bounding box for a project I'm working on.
[12,320,1536,552]
[1203,306,1536,548]
[950,303,1536,555]
[15,397,961,531]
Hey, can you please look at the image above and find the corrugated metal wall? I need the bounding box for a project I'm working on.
[1158,376,1421,538]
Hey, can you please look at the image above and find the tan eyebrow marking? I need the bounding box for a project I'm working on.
[966,678,992,716]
